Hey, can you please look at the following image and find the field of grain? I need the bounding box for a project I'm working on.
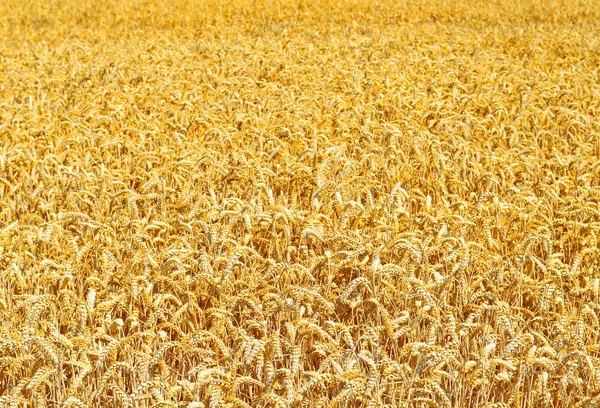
[1,0,600,406]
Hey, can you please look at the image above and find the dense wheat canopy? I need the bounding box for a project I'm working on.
[1,0,600,406]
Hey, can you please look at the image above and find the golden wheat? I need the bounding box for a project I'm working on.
[1,0,600,406]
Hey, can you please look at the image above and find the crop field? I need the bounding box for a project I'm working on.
[1,0,600,406]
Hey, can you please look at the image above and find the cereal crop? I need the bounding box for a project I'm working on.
[1,0,600,406]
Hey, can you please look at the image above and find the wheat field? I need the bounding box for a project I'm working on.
[1,0,600,406]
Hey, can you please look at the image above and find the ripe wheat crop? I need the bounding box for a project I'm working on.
[1,0,600,406]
